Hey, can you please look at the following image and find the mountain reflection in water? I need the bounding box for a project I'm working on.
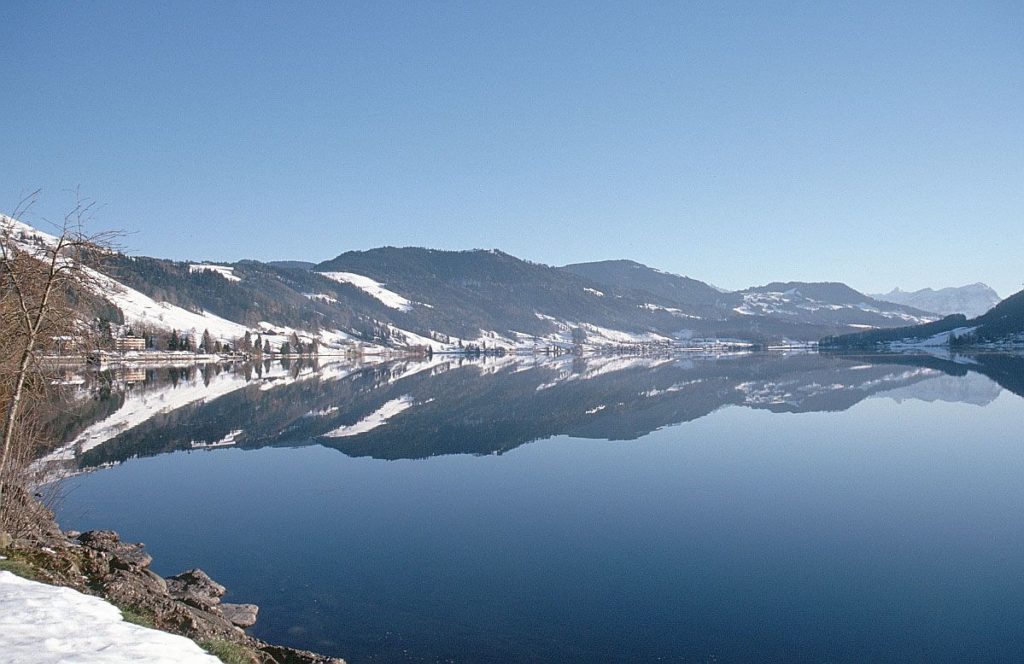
[38,350,1018,474]
[48,350,1024,663]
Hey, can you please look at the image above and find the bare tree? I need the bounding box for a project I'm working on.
[0,193,116,533]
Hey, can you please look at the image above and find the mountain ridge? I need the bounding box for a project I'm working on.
[2,215,956,350]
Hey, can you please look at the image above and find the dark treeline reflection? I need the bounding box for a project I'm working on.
[43,350,1019,472]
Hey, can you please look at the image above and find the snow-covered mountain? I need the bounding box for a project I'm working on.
[871,284,1002,318]
[821,287,1024,350]
[0,215,956,349]
[737,282,937,328]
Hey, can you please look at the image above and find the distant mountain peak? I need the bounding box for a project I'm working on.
[870,283,1002,318]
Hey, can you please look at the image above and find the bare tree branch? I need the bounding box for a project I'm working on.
[0,193,119,533]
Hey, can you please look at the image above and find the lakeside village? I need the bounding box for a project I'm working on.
[59,323,806,368]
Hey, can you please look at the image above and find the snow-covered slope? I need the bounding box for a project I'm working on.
[89,266,250,341]
[318,271,416,311]
[0,571,219,664]
[1,215,245,341]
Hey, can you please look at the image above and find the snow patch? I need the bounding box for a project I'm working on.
[889,326,978,349]
[322,396,414,438]
[191,429,242,449]
[303,292,338,304]
[318,271,414,311]
[579,322,673,346]
[0,571,220,664]
[188,264,240,282]
[641,303,702,319]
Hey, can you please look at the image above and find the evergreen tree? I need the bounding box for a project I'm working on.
[571,327,587,346]
[263,339,272,354]
[201,329,213,354]
[169,330,179,351]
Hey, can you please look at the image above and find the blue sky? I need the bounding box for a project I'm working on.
[1,1,1021,296]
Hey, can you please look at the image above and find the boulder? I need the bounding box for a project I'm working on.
[220,603,259,628]
[166,568,227,609]
[77,530,120,545]
[77,530,153,571]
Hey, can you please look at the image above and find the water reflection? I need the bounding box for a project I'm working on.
[38,350,1021,475]
[49,350,1024,663]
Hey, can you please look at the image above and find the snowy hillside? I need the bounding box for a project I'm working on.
[2,215,964,348]
[89,266,251,341]
[735,284,937,327]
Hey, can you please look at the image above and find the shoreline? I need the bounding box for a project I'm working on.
[0,500,344,664]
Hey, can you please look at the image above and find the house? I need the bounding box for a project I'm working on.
[114,336,146,352]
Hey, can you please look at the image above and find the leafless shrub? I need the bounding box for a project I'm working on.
[0,191,119,535]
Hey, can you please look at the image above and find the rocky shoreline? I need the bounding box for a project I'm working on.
[2,508,343,664]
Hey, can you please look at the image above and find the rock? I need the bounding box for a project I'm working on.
[0,532,12,551]
[77,530,153,571]
[259,643,347,664]
[109,546,154,571]
[78,530,120,545]
[142,569,168,594]
[220,603,259,628]
[64,530,81,539]
[103,569,166,610]
[166,568,227,609]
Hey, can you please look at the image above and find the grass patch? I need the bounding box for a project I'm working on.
[119,605,157,629]
[0,553,42,581]
[199,638,259,664]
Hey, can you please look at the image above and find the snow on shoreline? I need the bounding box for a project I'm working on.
[0,571,219,664]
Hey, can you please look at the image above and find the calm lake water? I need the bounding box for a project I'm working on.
[50,352,1024,662]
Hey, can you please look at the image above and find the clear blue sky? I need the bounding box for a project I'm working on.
[2,1,1021,296]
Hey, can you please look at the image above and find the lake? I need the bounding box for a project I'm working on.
[49,351,1024,662]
